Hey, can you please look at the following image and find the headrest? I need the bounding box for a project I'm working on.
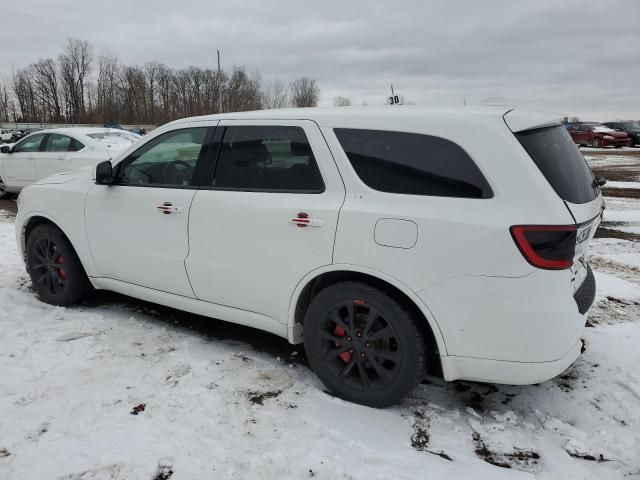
[290,141,311,157]
[233,141,270,167]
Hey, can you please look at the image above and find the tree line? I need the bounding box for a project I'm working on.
[0,38,322,125]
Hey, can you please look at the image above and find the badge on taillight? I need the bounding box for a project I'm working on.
[576,224,591,244]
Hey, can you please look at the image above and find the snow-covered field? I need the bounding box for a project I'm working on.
[1,152,640,479]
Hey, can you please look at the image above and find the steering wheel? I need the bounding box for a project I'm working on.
[125,165,153,184]
[162,160,194,184]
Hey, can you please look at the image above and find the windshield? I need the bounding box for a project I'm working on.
[623,121,640,132]
[516,126,597,204]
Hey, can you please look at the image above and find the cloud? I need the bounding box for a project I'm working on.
[0,0,638,119]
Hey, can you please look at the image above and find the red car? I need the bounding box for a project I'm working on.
[567,123,630,148]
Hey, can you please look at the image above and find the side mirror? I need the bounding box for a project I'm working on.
[0,145,11,154]
[95,160,114,185]
[593,177,607,187]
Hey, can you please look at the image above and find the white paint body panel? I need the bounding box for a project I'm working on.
[14,106,598,386]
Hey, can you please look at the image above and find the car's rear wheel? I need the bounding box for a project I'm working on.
[303,282,426,407]
[26,224,90,306]
[0,176,9,199]
[592,137,602,148]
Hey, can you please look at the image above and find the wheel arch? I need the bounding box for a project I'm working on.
[288,265,448,374]
[20,213,94,280]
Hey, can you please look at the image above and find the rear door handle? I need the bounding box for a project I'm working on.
[289,212,323,227]
[157,202,183,214]
[56,155,65,160]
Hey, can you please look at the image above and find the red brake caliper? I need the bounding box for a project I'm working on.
[57,256,66,279]
[333,324,352,363]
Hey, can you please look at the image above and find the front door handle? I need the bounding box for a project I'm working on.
[157,202,183,214]
[56,155,65,160]
[289,212,324,227]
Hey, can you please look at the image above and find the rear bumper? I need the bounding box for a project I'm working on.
[440,339,582,384]
[418,268,590,368]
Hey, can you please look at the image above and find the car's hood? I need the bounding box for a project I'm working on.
[32,165,94,186]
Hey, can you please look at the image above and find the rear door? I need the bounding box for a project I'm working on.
[185,120,345,323]
[37,133,85,179]
[3,133,45,188]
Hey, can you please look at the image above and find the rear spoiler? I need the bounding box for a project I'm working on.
[503,109,563,133]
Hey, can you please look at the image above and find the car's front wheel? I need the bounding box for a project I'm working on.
[304,281,426,407]
[592,137,602,148]
[26,224,90,306]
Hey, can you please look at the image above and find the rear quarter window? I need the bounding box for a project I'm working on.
[334,128,492,199]
[515,126,597,204]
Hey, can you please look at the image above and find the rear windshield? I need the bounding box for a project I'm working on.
[515,126,597,204]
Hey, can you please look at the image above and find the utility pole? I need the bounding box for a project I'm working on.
[217,49,223,113]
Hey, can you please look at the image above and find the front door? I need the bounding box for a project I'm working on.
[3,133,45,188]
[186,120,345,323]
[85,124,214,297]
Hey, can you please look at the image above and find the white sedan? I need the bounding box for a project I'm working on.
[0,128,140,198]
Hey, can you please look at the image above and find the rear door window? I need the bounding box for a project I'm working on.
[43,134,84,152]
[334,128,492,198]
[212,126,324,192]
[515,126,597,204]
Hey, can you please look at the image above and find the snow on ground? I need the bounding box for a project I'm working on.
[2,153,640,479]
[605,181,640,190]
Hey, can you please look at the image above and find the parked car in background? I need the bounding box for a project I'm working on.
[0,127,140,198]
[603,121,640,147]
[567,123,630,148]
[14,107,601,406]
[0,129,13,143]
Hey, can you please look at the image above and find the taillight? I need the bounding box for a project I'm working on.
[510,225,577,270]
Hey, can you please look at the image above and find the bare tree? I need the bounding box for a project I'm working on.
[333,95,351,106]
[4,38,324,125]
[59,38,93,122]
[262,79,289,109]
[13,67,39,122]
[32,59,62,122]
[96,53,122,123]
[290,77,319,107]
[0,75,13,122]
[223,67,262,112]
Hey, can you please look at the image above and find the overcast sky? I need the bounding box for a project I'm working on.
[0,0,638,120]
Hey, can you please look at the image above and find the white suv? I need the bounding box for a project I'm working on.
[15,107,603,407]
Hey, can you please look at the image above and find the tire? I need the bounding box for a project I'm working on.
[303,281,426,407]
[592,137,601,148]
[26,224,90,306]
[0,176,9,199]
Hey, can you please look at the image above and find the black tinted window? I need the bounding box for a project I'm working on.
[334,128,492,198]
[213,126,324,192]
[516,126,596,204]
